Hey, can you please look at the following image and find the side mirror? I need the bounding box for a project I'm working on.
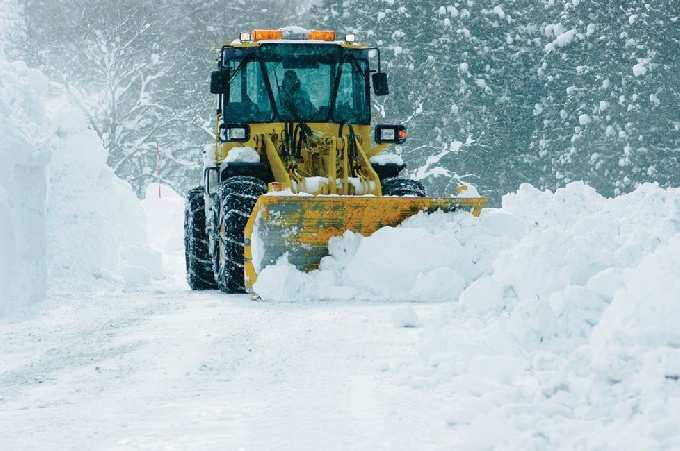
[375,124,406,144]
[372,72,389,96]
[210,70,229,94]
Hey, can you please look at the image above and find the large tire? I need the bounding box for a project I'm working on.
[381,177,427,197]
[215,176,267,293]
[184,187,218,290]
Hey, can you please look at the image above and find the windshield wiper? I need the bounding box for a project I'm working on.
[228,54,255,84]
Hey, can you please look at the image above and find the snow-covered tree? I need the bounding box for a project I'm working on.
[17,0,194,195]
[532,0,680,197]
[312,0,546,201]
[0,0,25,57]
[312,0,679,204]
[13,0,677,201]
[16,0,318,197]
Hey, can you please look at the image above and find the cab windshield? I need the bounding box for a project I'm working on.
[222,44,370,124]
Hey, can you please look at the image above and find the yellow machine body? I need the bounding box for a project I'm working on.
[199,29,488,294]
[243,194,485,290]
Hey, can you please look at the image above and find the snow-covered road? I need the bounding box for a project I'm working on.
[1,289,457,450]
[4,180,680,450]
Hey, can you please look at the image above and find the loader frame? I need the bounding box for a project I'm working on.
[183,29,487,294]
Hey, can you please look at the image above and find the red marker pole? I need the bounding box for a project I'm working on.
[156,142,162,199]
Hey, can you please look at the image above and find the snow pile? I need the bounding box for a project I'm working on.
[140,183,187,287]
[0,44,50,313]
[45,103,162,292]
[254,202,522,303]
[224,146,260,163]
[370,153,404,166]
[421,182,680,449]
[254,181,680,448]
[0,46,162,310]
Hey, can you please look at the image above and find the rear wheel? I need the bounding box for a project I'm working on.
[215,176,267,293]
[381,177,427,197]
[184,187,218,290]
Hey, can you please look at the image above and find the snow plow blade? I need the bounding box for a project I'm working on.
[243,194,486,291]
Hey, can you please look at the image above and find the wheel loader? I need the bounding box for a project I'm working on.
[184,27,487,294]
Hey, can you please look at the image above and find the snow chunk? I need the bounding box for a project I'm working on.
[633,65,647,76]
[544,27,578,52]
[455,184,481,198]
[391,304,419,328]
[225,146,260,163]
[492,5,505,19]
[555,29,577,46]
[633,58,651,76]
[370,153,404,166]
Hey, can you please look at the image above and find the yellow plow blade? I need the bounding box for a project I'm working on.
[243,195,487,291]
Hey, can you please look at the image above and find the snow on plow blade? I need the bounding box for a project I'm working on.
[243,194,487,291]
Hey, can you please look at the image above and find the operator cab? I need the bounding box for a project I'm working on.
[211,29,389,126]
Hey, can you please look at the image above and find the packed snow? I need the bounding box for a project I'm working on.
[0,41,50,311]
[2,40,680,450]
[255,181,680,448]
[224,146,260,164]
[0,43,162,310]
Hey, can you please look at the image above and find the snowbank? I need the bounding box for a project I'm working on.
[0,46,50,314]
[256,181,680,307]
[45,104,161,292]
[254,181,680,448]
[411,183,680,449]
[0,46,163,313]
[140,183,187,288]
[253,199,522,302]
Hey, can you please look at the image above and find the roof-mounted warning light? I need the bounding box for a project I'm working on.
[242,29,340,42]
[252,29,283,41]
[307,30,336,41]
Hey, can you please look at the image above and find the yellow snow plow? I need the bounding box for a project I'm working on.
[183,28,487,294]
[243,194,485,290]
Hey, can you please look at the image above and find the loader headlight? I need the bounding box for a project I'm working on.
[375,124,407,145]
[220,123,250,142]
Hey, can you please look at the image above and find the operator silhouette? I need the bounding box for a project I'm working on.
[278,70,316,119]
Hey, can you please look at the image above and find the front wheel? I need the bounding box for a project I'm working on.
[214,177,267,293]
